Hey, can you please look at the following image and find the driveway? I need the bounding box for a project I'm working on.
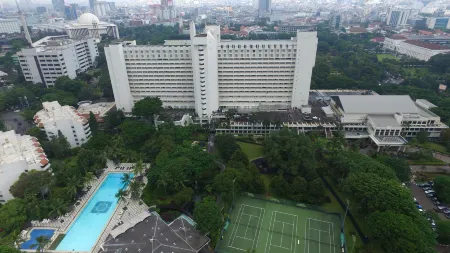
[409,183,446,219]
[1,111,31,135]
[411,165,450,173]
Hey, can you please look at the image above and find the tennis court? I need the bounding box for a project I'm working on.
[216,195,342,253]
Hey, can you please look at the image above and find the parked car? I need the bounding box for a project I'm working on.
[425,190,436,194]
[434,201,441,206]
[417,204,423,209]
[446,213,450,219]
[423,187,433,191]
[419,183,431,188]
[427,193,435,198]
[443,209,450,214]
[414,198,418,204]
[437,206,447,210]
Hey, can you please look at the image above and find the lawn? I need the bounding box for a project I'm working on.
[237,141,264,161]
[416,142,449,154]
[376,54,398,62]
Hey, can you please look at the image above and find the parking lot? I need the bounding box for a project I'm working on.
[410,182,447,220]
[1,111,31,135]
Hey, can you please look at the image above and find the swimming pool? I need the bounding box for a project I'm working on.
[21,229,56,250]
[56,173,131,252]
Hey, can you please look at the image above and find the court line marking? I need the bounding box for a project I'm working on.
[307,218,310,253]
[319,229,321,253]
[294,214,298,253]
[243,214,253,238]
[264,211,275,253]
[267,212,276,253]
[228,245,246,251]
[230,204,264,251]
[304,218,307,253]
[331,222,336,253]
[329,224,332,253]
[228,204,245,247]
[310,228,330,233]
[270,211,297,251]
[253,208,265,251]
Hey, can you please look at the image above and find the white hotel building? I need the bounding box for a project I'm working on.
[34,101,92,148]
[105,21,318,117]
[383,36,450,61]
[17,35,99,87]
[0,130,50,203]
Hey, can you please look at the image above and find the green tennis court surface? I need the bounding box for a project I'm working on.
[216,195,342,253]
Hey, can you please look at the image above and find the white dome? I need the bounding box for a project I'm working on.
[77,13,100,25]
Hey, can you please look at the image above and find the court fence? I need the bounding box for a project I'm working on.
[215,192,348,253]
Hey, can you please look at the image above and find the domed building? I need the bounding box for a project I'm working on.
[65,13,119,40]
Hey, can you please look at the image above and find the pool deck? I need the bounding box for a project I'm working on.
[27,160,149,253]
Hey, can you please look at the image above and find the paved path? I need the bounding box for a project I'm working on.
[410,165,450,173]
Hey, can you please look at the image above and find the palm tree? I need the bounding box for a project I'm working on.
[133,160,145,178]
[156,172,169,195]
[129,181,142,200]
[262,119,271,137]
[121,173,132,186]
[84,172,96,186]
[66,176,83,200]
[115,189,128,203]
[31,235,50,253]
[48,198,68,218]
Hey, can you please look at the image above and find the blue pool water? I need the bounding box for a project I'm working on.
[56,173,131,252]
[21,229,55,249]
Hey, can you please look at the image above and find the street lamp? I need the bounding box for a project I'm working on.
[232,178,236,207]
[343,199,350,227]
[351,235,356,253]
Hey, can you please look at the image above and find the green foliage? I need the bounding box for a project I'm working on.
[25,127,46,142]
[104,109,125,130]
[377,156,411,182]
[0,120,6,131]
[88,112,98,135]
[215,134,240,162]
[172,187,194,207]
[10,170,53,199]
[428,54,450,74]
[343,172,416,216]
[84,131,112,150]
[76,148,106,173]
[193,196,223,234]
[118,24,187,45]
[0,199,28,234]
[132,97,163,120]
[118,120,155,146]
[0,245,22,253]
[368,211,435,253]
[433,176,450,204]
[416,130,428,144]
[229,148,249,167]
[436,220,450,244]
[40,89,78,106]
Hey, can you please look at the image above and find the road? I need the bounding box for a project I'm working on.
[1,111,31,135]
[409,183,446,219]
[410,165,450,173]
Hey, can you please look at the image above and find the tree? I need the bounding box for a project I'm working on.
[104,110,125,130]
[84,172,96,185]
[0,199,28,234]
[291,176,308,202]
[118,120,155,146]
[212,168,241,204]
[129,181,142,200]
[121,173,132,186]
[416,130,428,144]
[48,198,67,218]
[66,176,83,200]
[10,171,53,199]
[270,175,291,197]
[307,178,325,199]
[132,160,146,177]
[436,220,450,244]
[433,176,450,204]
[215,134,240,162]
[193,196,222,234]
[377,156,411,182]
[40,90,77,106]
[31,235,50,252]
[115,189,128,203]
[173,187,194,207]
[0,120,6,131]
[229,148,249,167]
[0,245,21,253]
[429,54,450,74]
[132,97,162,122]
[25,127,46,142]
[88,112,98,136]
[368,211,435,253]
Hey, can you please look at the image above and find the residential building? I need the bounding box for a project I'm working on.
[426,17,450,29]
[0,130,50,203]
[52,0,65,12]
[347,27,367,34]
[65,4,78,20]
[215,92,448,151]
[258,0,271,16]
[17,35,98,87]
[105,22,318,117]
[94,1,115,17]
[160,0,175,20]
[329,14,342,30]
[34,101,92,148]
[0,19,21,34]
[408,17,427,29]
[384,36,450,61]
[76,102,116,125]
[89,0,95,12]
[386,8,411,27]
[279,23,316,33]
[65,13,119,40]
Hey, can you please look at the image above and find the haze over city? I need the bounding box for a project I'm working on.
[0,0,450,253]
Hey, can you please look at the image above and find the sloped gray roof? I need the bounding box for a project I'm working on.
[367,115,401,128]
[338,95,418,114]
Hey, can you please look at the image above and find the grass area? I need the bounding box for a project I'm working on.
[237,141,264,161]
[404,67,429,77]
[376,54,398,61]
[48,234,65,250]
[416,142,449,154]
[407,159,447,165]
[261,174,275,195]
[321,189,364,250]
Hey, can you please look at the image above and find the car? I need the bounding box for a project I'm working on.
[425,190,436,194]
[418,209,424,213]
[419,183,431,188]
[423,187,433,191]
[434,201,442,205]
[437,206,447,210]
[417,204,423,209]
[443,209,450,214]
[446,214,450,219]
[432,197,438,201]
[427,193,435,198]
[429,181,435,185]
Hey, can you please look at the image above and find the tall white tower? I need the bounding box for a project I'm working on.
[15,0,32,46]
